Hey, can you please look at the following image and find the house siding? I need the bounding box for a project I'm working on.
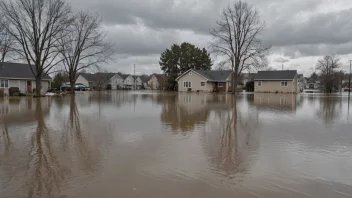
[148,76,159,89]
[1,79,50,95]
[177,71,214,92]
[110,74,124,89]
[76,75,90,87]
[254,76,298,93]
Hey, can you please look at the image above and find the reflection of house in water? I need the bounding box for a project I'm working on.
[254,93,297,112]
[0,98,51,123]
[160,93,234,132]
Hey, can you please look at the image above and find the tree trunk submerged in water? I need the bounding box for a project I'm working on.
[35,77,42,96]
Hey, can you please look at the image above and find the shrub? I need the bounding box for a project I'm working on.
[0,89,4,97]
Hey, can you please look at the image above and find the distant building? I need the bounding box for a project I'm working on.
[297,74,305,92]
[254,70,298,93]
[0,62,51,95]
[148,74,167,90]
[76,73,123,90]
[175,69,234,92]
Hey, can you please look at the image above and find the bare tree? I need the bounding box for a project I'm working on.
[0,0,72,96]
[316,55,340,93]
[0,17,13,64]
[57,11,113,93]
[210,1,269,93]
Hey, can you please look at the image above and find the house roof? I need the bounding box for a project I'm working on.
[176,69,233,82]
[0,62,51,80]
[119,74,130,80]
[153,74,167,84]
[79,73,96,81]
[140,75,151,83]
[254,70,297,80]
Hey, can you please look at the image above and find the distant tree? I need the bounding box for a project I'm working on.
[159,42,212,90]
[0,19,13,64]
[316,55,340,93]
[52,72,69,89]
[210,1,270,93]
[57,11,113,93]
[310,72,318,81]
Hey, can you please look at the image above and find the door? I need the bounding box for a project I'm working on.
[27,81,32,93]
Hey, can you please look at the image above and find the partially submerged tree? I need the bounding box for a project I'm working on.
[57,11,113,93]
[0,0,72,96]
[210,1,269,92]
[159,42,212,90]
[316,55,340,93]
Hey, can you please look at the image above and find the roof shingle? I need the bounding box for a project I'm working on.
[0,62,51,80]
[254,70,297,80]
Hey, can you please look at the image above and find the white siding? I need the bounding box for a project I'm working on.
[1,79,50,95]
[76,75,90,87]
[109,74,124,89]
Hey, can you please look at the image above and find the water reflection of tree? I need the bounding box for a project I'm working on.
[202,102,260,178]
[62,96,102,172]
[316,97,341,124]
[25,99,70,198]
[159,94,210,132]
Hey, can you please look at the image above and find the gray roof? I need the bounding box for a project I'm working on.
[0,62,51,80]
[119,74,130,80]
[79,73,116,82]
[193,70,233,82]
[254,70,297,80]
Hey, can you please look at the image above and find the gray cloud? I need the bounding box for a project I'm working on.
[70,0,352,75]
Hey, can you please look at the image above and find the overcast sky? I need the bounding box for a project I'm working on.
[71,0,352,76]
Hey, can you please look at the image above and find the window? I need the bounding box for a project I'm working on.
[201,82,205,86]
[0,79,9,88]
[218,83,223,87]
[258,81,262,87]
[184,81,192,88]
[281,81,288,87]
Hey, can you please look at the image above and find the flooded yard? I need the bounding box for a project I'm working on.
[0,91,352,198]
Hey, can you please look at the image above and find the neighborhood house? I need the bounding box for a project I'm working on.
[148,74,167,90]
[254,70,298,93]
[176,69,233,92]
[0,62,51,95]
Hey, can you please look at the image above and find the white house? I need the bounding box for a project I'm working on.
[120,74,143,89]
[76,73,124,89]
[0,62,51,95]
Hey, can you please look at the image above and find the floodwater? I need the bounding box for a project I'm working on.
[0,92,352,198]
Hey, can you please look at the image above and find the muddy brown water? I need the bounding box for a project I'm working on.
[0,91,352,198]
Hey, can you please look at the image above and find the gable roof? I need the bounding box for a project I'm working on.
[152,74,167,84]
[79,73,96,81]
[119,74,130,80]
[140,75,151,83]
[176,69,233,82]
[254,70,297,80]
[0,62,51,80]
[79,72,116,82]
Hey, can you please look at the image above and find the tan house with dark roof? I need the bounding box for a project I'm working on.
[0,62,51,95]
[254,70,298,93]
[148,74,167,90]
[175,69,234,92]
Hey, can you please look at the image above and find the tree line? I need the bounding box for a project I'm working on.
[0,0,113,96]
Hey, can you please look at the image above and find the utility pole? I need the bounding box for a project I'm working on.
[133,64,136,90]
